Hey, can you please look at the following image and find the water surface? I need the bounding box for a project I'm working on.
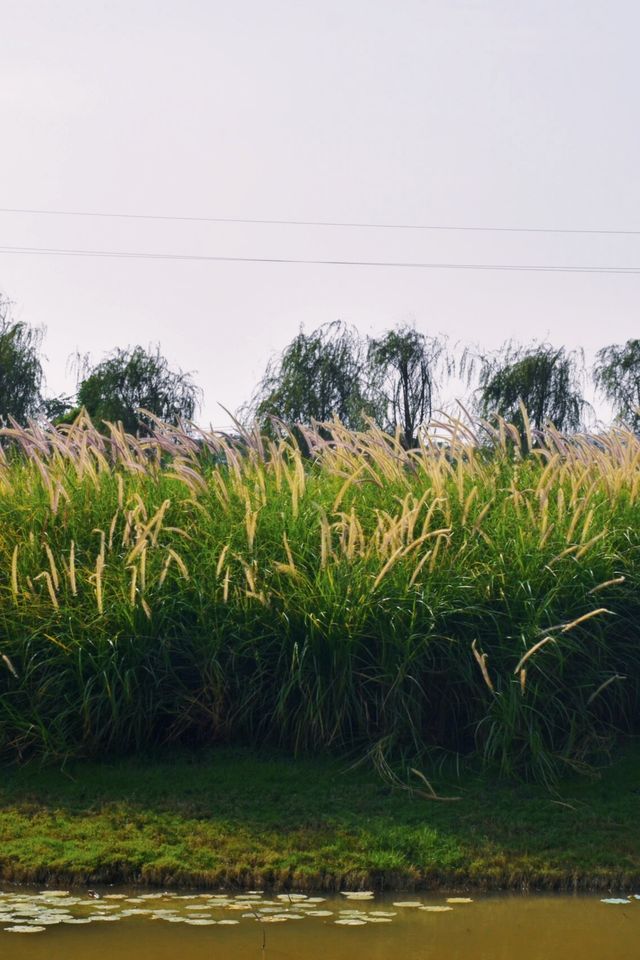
[0,888,638,959]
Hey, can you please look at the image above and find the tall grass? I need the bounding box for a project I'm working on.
[0,411,638,782]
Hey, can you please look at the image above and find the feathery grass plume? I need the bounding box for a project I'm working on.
[68,541,77,596]
[94,548,105,615]
[10,545,19,603]
[471,640,495,694]
[514,637,556,675]
[1,654,18,678]
[34,571,59,610]
[588,576,625,594]
[44,544,59,591]
[560,608,611,633]
[587,674,626,706]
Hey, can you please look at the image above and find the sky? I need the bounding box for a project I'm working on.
[1,0,639,428]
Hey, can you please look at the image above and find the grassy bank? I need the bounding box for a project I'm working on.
[0,746,638,891]
[1,414,639,783]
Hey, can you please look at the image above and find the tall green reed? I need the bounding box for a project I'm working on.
[0,411,638,783]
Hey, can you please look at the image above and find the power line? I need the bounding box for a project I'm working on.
[1,206,640,237]
[0,243,639,273]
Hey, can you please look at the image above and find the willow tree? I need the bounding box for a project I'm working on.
[246,321,381,434]
[75,345,201,435]
[0,296,45,425]
[593,339,640,430]
[368,326,450,447]
[462,341,587,449]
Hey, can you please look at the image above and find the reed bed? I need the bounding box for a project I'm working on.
[0,411,638,783]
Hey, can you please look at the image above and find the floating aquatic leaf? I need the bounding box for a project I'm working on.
[306,910,334,917]
[185,919,217,925]
[420,905,453,912]
[218,919,240,925]
[306,897,327,903]
[369,911,397,917]
[366,917,392,923]
[600,898,630,904]
[446,897,473,903]
[335,918,367,926]
[63,918,93,924]
[392,901,422,908]
[341,891,374,899]
[5,925,46,933]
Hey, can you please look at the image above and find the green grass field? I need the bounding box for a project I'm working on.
[0,745,638,890]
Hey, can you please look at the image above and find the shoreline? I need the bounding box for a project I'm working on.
[1,747,638,894]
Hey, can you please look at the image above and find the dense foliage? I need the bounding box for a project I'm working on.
[0,413,638,783]
[367,327,450,447]
[245,320,380,433]
[0,297,45,424]
[74,345,201,434]
[461,341,588,446]
[594,338,640,430]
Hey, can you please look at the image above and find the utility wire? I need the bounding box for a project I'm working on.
[1,206,640,237]
[0,244,639,273]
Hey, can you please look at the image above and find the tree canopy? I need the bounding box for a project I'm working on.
[368,326,450,447]
[462,341,587,447]
[246,321,381,433]
[0,296,45,425]
[75,345,201,435]
[593,339,640,430]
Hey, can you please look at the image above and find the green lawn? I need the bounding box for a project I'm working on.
[0,745,638,891]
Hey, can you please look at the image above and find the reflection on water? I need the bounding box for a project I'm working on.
[0,887,638,959]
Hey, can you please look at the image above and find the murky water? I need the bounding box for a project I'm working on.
[0,887,638,959]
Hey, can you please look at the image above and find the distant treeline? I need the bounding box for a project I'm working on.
[1,293,639,442]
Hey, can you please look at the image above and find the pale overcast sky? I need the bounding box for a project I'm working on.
[1,0,638,427]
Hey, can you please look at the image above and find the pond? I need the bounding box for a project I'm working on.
[0,887,638,958]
